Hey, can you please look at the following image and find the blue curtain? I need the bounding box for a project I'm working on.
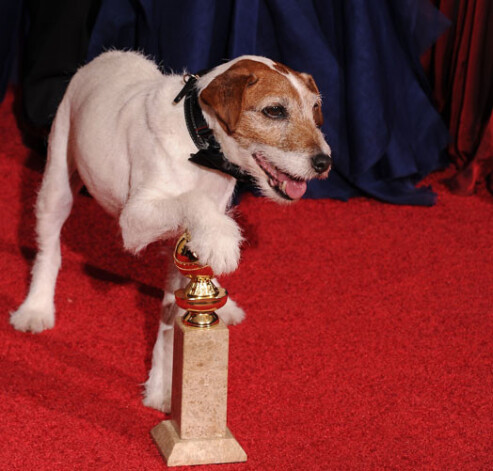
[1,0,450,205]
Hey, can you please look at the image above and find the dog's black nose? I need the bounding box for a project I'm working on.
[311,153,332,174]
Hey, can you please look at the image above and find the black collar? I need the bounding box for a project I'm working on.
[173,74,252,183]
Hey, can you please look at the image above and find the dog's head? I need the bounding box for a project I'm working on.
[197,56,332,203]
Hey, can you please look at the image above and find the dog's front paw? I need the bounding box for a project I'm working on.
[188,220,242,275]
[10,305,55,333]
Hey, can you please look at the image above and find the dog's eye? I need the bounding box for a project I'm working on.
[262,106,287,120]
[313,102,323,127]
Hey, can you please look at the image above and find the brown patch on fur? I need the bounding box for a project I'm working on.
[273,62,291,75]
[298,72,319,94]
[200,59,324,152]
[199,61,259,134]
[274,62,320,95]
[273,64,323,127]
[298,72,323,127]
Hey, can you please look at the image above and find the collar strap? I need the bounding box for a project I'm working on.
[173,74,252,183]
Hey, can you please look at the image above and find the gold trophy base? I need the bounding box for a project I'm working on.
[182,311,219,328]
[151,421,247,467]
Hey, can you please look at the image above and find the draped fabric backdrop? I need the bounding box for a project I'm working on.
[87,0,451,205]
[423,0,493,195]
[8,0,487,203]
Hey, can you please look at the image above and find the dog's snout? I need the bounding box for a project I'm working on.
[311,153,332,174]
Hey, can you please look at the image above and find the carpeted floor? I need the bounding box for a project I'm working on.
[1,89,492,470]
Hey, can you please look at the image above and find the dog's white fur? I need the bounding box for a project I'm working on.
[10,51,331,412]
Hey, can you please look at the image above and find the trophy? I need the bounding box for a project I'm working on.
[151,232,247,466]
[173,231,227,328]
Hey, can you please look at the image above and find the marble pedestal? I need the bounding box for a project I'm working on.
[151,317,247,466]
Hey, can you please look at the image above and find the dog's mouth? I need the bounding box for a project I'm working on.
[252,152,307,201]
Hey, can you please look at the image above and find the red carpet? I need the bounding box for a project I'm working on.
[1,89,492,470]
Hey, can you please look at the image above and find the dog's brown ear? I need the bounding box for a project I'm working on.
[299,72,324,127]
[199,67,258,135]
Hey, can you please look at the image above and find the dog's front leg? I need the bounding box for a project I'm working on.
[119,190,242,275]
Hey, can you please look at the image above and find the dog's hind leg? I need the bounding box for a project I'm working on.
[11,100,79,333]
[142,303,182,413]
[217,290,246,326]
[143,251,186,412]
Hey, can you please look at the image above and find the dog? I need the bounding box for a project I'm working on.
[10,51,332,412]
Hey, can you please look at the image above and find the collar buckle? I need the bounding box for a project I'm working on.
[173,74,199,104]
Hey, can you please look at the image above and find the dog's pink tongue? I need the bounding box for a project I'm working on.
[278,173,307,200]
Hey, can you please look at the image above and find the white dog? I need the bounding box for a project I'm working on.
[10,51,331,412]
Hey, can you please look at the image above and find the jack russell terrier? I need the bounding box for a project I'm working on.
[10,51,332,412]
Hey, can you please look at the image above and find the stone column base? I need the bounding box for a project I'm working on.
[151,420,247,467]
